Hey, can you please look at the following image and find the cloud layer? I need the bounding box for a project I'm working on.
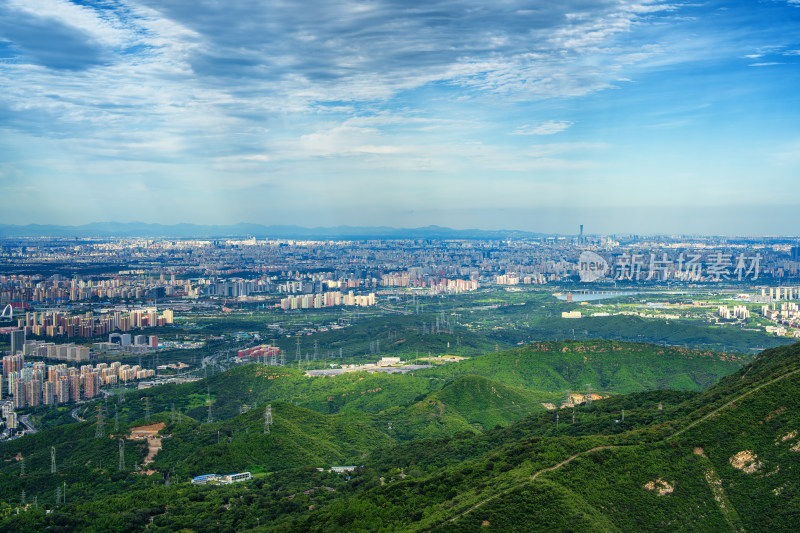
[1,1,799,231]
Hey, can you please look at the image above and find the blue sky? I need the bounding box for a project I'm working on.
[1,0,799,234]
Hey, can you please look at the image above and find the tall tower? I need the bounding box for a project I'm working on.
[206,387,213,424]
[95,406,105,439]
[579,224,584,244]
[264,404,272,434]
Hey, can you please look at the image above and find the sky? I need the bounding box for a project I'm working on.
[1,0,800,235]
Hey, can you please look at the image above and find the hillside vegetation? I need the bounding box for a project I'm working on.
[3,341,798,531]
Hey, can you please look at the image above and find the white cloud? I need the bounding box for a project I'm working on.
[512,121,574,136]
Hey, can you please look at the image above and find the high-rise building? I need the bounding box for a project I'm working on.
[2,354,24,378]
[83,372,100,400]
[43,381,55,405]
[69,374,80,401]
[10,329,25,356]
[26,379,42,407]
[55,378,69,403]
[12,379,26,409]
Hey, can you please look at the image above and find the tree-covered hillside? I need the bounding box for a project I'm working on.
[2,341,797,532]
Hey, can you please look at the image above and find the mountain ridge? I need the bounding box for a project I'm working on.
[0,222,545,239]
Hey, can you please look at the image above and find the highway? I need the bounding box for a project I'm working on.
[19,414,37,434]
[70,407,86,422]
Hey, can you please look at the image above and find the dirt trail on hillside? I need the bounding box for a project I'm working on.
[129,422,166,466]
[446,446,619,524]
[440,365,800,528]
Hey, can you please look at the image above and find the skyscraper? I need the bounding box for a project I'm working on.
[10,329,25,356]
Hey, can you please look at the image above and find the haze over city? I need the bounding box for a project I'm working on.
[1,1,800,234]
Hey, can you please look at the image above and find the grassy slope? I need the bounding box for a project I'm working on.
[152,403,386,478]
[423,340,750,394]
[2,340,784,532]
[290,342,800,532]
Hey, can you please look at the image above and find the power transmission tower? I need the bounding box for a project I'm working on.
[55,486,61,506]
[95,406,105,438]
[171,403,176,424]
[118,439,125,471]
[144,397,151,423]
[20,490,25,505]
[314,340,318,360]
[555,411,559,431]
[206,388,213,424]
[114,408,119,432]
[51,446,56,474]
[585,384,593,408]
[296,338,301,362]
[264,404,272,434]
[20,457,24,476]
[63,482,66,504]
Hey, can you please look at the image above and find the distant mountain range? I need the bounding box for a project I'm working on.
[0,222,545,240]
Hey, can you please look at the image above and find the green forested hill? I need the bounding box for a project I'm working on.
[34,340,742,435]
[423,340,750,393]
[150,403,385,478]
[295,341,800,532]
[3,341,797,532]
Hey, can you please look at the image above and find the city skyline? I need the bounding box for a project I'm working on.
[1,1,800,234]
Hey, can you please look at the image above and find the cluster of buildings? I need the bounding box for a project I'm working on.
[279,291,376,310]
[1,353,155,409]
[379,273,480,293]
[9,307,173,339]
[237,344,281,361]
[496,273,548,285]
[718,305,751,320]
[1,400,18,430]
[4,329,91,362]
[0,273,194,304]
[759,287,800,301]
[91,332,160,354]
[191,472,253,485]
[761,302,800,334]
